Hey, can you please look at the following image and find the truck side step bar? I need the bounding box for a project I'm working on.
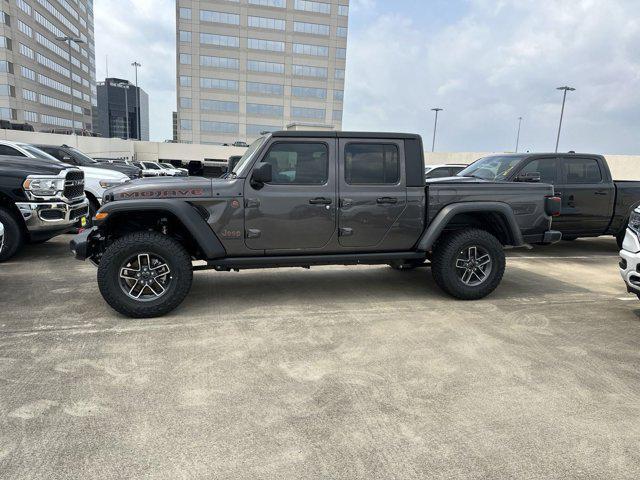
[202,252,427,271]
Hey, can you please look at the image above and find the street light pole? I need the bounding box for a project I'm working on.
[55,36,85,135]
[131,61,141,140]
[515,117,523,153]
[431,108,443,152]
[555,86,575,153]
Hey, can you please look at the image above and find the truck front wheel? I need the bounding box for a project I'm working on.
[432,229,506,300]
[0,207,24,263]
[97,231,193,318]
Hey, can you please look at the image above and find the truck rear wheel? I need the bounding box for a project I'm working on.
[97,231,193,318]
[432,229,505,300]
[0,207,24,263]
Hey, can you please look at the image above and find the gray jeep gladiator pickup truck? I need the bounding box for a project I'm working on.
[71,131,561,318]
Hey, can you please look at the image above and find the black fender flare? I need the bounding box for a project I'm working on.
[96,199,226,259]
[416,202,525,251]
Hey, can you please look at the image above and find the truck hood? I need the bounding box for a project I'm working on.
[79,166,129,181]
[0,156,68,176]
[106,176,213,201]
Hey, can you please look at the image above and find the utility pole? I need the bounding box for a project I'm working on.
[55,36,85,135]
[131,61,142,140]
[555,86,575,153]
[515,117,523,153]
[431,108,443,152]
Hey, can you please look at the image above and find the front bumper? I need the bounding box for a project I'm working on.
[16,199,89,233]
[619,229,640,296]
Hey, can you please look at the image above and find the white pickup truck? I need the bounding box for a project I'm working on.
[0,140,129,218]
[619,208,640,299]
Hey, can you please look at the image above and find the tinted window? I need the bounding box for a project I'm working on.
[263,142,328,185]
[519,158,558,184]
[0,145,25,156]
[426,167,451,179]
[345,143,400,184]
[564,158,603,184]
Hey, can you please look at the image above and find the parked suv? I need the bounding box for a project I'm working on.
[71,131,561,318]
[132,161,166,177]
[0,156,88,262]
[619,208,640,299]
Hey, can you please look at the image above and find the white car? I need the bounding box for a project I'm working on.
[619,208,640,299]
[159,162,188,176]
[132,161,167,177]
[0,140,129,217]
[424,164,468,179]
[0,221,4,256]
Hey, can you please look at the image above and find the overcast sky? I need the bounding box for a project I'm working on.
[96,0,640,154]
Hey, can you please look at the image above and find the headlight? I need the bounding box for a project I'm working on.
[99,178,128,188]
[23,177,65,196]
[629,211,640,234]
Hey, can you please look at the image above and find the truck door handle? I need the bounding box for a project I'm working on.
[377,197,398,204]
[594,191,607,196]
[309,197,332,205]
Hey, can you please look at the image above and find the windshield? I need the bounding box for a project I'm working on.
[160,163,174,169]
[458,155,527,181]
[232,137,267,177]
[22,145,61,163]
[144,163,162,170]
[68,147,98,165]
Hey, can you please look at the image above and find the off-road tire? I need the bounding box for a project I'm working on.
[97,231,193,318]
[616,229,626,249]
[432,229,506,300]
[0,207,24,262]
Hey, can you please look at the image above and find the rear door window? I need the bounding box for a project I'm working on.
[563,158,603,184]
[345,143,400,184]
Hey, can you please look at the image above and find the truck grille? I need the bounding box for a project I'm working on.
[64,170,85,201]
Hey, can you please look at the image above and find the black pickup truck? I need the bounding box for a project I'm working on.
[0,156,89,262]
[71,131,561,318]
[458,153,640,247]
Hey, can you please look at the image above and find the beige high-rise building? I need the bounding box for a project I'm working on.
[0,0,96,132]
[176,0,349,145]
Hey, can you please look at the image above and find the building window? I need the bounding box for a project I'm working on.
[199,55,239,69]
[0,107,16,121]
[334,90,344,101]
[17,20,32,37]
[179,76,192,87]
[248,16,285,30]
[335,69,345,79]
[248,38,285,52]
[248,0,286,7]
[338,5,349,16]
[0,36,12,50]
[200,77,239,91]
[333,110,343,121]
[247,82,284,96]
[293,43,328,57]
[200,10,240,25]
[179,54,192,65]
[345,144,400,185]
[17,0,32,15]
[247,103,284,118]
[200,33,239,48]
[22,89,37,102]
[262,142,329,185]
[180,119,192,131]
[336,27,348,38]
[179,97,192,109]
[248,60,284,74]
[0,85,15,97]
[292,86,327,100]
[336,48,346,59]
[247,124,280,135]
[179,31,192,43]
[292,64,327,78]
[179,7,191,20]
[200,99,239,113]
[200,121,238,134]
[24,111,38,123]
[291,106,325,120]
[294,21,330,36]
[0,60,14,74]
[19,43,34,59]
[294,0,330,14]
[21,66,36,81]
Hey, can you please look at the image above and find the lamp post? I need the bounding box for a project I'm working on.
[555,86,575,153]
[515,117,523,153]
[131,61,141,140]
[431,108,443,152]
[54,36,85,135]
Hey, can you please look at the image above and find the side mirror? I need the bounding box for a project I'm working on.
[251,162,272,186]
[516,172,542,183]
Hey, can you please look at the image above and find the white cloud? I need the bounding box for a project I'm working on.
[343,0,640,154]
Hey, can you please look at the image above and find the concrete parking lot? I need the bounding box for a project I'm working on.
[0,236,638,479]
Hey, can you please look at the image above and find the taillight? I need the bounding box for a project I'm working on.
[545,196,562,217]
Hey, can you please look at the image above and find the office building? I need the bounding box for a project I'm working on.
[93,78,149,140]
[176,0,349,144]
[0,0,96,132]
